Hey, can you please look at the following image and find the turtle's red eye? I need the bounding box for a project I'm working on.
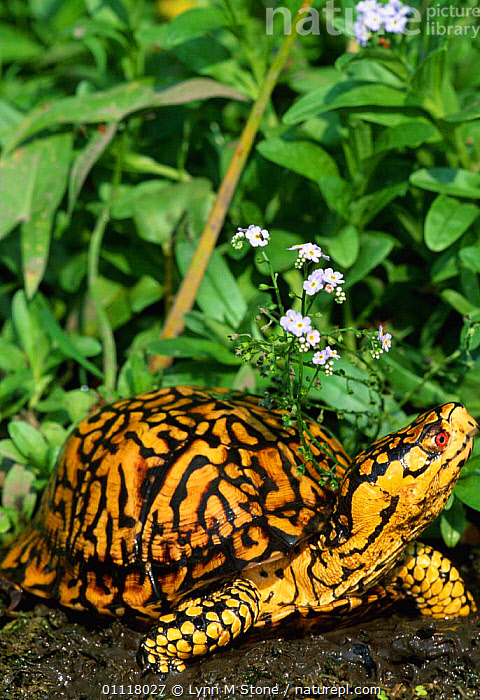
[435,431,450,449]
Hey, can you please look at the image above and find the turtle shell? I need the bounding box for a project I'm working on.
[1,386,349,619]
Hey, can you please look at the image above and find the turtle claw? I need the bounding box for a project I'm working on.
[137,646,186,679]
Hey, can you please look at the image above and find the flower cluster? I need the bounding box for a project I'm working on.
[313,346,340,376]
[230,226,392,380]
[279,310,341,375]
[354,0,412,47]
[303,268,345,299]
[232,224,270,249]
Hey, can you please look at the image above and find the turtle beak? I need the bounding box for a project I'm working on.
[469,422,480,438]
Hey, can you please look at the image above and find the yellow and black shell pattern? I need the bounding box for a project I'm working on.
[0,386,349,622]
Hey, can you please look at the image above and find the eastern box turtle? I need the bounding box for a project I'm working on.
[0,386,478,677]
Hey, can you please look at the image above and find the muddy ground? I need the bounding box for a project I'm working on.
[1,547,480,700]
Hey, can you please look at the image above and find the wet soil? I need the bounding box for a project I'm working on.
[1,549,480,700]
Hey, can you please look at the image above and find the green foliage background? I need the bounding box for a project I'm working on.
[0,0,480,546]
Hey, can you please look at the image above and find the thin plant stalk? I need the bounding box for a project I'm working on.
[149,0,316,374]
[87,133,125,397]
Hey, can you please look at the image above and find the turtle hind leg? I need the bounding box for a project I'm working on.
[137,578,261,678]
[390,541,476,617]
[0,525,57,600]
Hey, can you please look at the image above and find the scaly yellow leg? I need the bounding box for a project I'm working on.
[389,541,476,617]
[137,578,261,678]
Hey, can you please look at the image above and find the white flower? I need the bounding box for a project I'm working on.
[313,345,341,366]
[280,310,312,337]
[290,313,312,337]
[384,13,408,32]
[245,225,270,247]
[287,242,330,264]
[280,309,298,333]
[303,269,325,296]
[312,350,328,366]
[327,346,340,359]
[356,0,381,12]
[279,310,312,337]
[363,8,384,31]
[305,329,321,348]
[322,268,344,287]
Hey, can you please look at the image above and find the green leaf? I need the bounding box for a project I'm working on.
[410,46,458,118]
[440,289,477,315]
[8,421,49,468]
[336,49,411,83]
[0,340,27,372]
[68,123,117,219]
[308,358,370,414]
[148,338,240,366]
[176,242,247,329]
[431,248,459,283]
[350,182,408,228]
[0,371,32,405]
[38,303,104,379]
[284,82,410,125]
[161,362,236,389]
[327,225,359,268]
[318,175,353,215]
[110,180,169,219]
[11,290,50,381]
[62,389,97,424]
[84,0,129,26]
[0,439,29,464]
[442,107,480,123]
[0,24,43,62]
[381,355,453,406]
[117,352,156,397]
[345,232,395,289]
[6,79,248,152]
[71,336,102,357]
[411,168,480,198]
[256,138,339,181]
[22,213,55,300]
[133,180,211,248]
[136,7,229,49]
[460,246,480,273]
[128,276,163,313]
[0,99,23,147]
[440,498,466,548]
[14,132,73,297]
[119,151,190,180]
[424,195,479,251]
[59,252,88,292]
[373,120,438,154]
[455,472,480,510]
[0,134,69,241]
[40,422,69,449]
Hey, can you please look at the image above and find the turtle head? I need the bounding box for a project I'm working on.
[330,403,478,545]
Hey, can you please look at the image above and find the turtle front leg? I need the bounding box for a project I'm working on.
[390,542,476,617]
[138,578,261,678]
